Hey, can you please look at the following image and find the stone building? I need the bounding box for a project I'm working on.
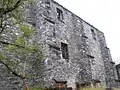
[116,64,120,80]
[0,0,117,89]
[115,64,120,87]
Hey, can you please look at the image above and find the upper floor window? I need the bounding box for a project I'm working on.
[45,0,51,9]
[91,29,96,40]
[53,28,56,37]
[57,8,63,21]
[45,0,50,5]
[61,42,69,59]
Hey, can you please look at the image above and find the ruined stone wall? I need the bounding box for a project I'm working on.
[42,0,116,88]
[32,0,116,88]
[26,0,93,88]
[116,64,120,79]
[0,18,24,90]
[97,30,116,87]
[0,0,117,89]
[82,22,106,87]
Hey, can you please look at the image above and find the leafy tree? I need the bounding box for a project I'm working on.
[0,0,44,89]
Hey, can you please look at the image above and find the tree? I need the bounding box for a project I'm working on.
[0,0,44,89]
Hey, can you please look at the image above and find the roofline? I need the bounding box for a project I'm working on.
[52,0,103,33]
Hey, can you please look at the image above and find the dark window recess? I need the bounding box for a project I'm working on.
[49,44,60,51]
[82,35,88,39]
[53,28,56,37]
[45,1,51,10]
[45,0,50,5]
[61,42,69,59]
[91,29,96,40]
[87,54,94,58]
[57,8,63,21]
[27,21,36,27]
[30,23,36,27]
[46,6,51,9]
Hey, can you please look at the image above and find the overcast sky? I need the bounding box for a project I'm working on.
[55,0,120,64]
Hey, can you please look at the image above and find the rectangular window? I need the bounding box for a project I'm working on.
[45,1,51,10]
[91,29,96,40]
[61,42,69,59]
[57,8,63,21]
[45,0,50,5]
[53,28,56,37]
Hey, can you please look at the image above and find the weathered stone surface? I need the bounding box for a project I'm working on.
[0,0,117,89]
[116,64,120,79]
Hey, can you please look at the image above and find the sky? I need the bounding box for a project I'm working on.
[55,0,120,64]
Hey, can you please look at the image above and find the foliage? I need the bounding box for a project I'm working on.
[0,0,44,80]
[0,23,44,79]
[20,24,35,37]
[0,1,45,90]
[0,52,7,60]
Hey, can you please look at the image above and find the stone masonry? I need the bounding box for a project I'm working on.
[116,64,120,87]
[0,0,117,89]
[116,64,120,80]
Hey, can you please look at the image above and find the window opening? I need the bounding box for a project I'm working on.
[91,29,96,40]
[57,8,63,21]
[61,42,69,59]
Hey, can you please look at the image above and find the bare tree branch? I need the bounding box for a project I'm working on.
[3,0,22,15]
[0,28,4,34]
[0,18,4,34]
[0,40,24,48]
[0,23,7,34]
[0,60,25,79]
[0,40,40,54]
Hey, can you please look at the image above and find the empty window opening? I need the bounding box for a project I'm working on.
[61,42,69,59]
[91,29,96,40]
[45,0,50,5]
[53,28,56,37]
[57,8,63,21]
